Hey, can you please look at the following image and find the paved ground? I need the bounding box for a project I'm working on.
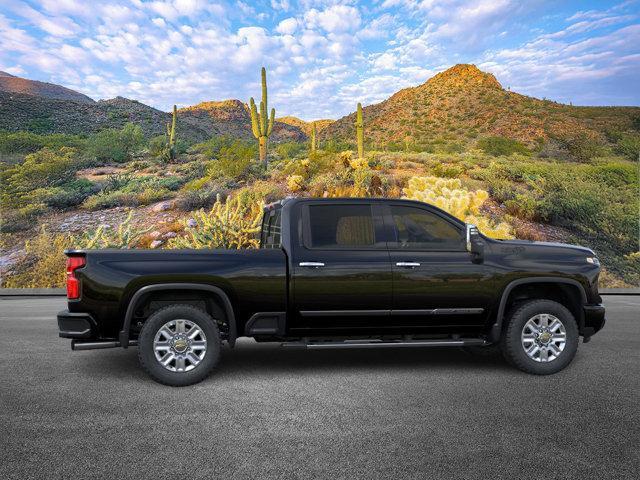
[1,296,638,479]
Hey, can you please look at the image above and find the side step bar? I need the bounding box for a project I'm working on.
[71,340,138,351]
[282,338,488,350]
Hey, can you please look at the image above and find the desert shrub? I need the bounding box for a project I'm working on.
[31,178,98,209]
[504,194,540,221]
[82,191,138,210]
[276,141,306,160]
[234,181,285,208]
[167,195,262,249]
[76,211,150,249]
[192,136,236,158]
[287,175,305,192]
[0,131,87,154]
[0,147,84,209]
[2,213,153,287]
[322,139,352,153]
[554,132,603,162]
[402,176,513,238]
[0,203,48,233]
[477,136,529,157]
[175,189,227,211]
[432,163,464,178]
[204,140,257,178]
[88,123,144,162]
[2,227,72,288]
[82,187,172,210]
[615,133,640,160]
[473,157,638,256]
[148,135,167,157]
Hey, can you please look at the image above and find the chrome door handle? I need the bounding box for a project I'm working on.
[396,262,420,268]
[299,262,325,268]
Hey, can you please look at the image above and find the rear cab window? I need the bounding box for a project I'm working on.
[260,208,282,249]
[302,203,385,249]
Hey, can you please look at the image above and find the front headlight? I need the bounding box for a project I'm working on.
[586,257,600,266]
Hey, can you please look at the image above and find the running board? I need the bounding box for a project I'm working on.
[282,338,488,350]
[71,340,138,350]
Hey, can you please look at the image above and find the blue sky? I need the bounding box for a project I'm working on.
[0,0,638,120]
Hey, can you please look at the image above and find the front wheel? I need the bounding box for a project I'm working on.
[501,299,579,375]
[138,304,221,386]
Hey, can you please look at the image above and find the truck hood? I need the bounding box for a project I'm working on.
[494,239,595,256]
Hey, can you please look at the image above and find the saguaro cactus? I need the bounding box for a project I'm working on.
[249,67,275,167]
[165,104,177,161]
[310,122,317,152]
[355,102,364,160]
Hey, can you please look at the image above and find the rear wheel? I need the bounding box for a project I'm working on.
[138,304,221,386]
[501,299,579,375]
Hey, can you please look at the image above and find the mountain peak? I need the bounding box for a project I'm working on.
[426,64,502,90]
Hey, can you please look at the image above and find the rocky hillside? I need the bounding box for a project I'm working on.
[0,74,306,143]
[321,64,640,147]
[179,100,306,142]
[277,116,334,135]
[0,91,210,142]
[0,71,94,104]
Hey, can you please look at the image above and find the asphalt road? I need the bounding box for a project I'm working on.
[1,296,638,480]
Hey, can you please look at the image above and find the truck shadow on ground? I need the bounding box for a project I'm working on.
[78,341,515,382]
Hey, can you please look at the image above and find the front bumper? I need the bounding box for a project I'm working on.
[582,304,606,340]
[57,310,96,339]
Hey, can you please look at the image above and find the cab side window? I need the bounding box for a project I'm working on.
[307,205,375,248]
[390,205,463,250]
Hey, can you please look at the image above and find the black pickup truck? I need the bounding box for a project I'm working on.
[58,197,606,385]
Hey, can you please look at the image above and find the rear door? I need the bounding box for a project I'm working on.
[290,201,392,333]
[385,202,492,329]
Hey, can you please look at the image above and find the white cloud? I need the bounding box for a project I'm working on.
[276,17,298,35]
[9,2,80,37]
[152,17,167,28]
[271,0,291,11]
[305,5,361,33]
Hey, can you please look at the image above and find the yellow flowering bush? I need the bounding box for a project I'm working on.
[168,195,262,249]
[287,174,305,192]
[403,176,513,238]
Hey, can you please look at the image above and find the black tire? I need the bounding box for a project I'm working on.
[138,304,221,386]
[500,299,579,375]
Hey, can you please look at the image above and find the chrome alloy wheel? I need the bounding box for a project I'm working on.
[521,313,567,363]
[153,319,207,372]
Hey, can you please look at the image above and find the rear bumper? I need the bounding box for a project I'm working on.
[57,310,96,339]
[582,304,606,339]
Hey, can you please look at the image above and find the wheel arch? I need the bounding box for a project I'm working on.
[119,283,237,348]
[488,277,587,342]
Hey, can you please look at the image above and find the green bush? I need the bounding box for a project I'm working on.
[192,136,236,158]
[477,136,529,156]
[0,131,87,154]
[555,132,603,162]
[432,163,464,178]
[82,186,172,210]
[148,135,166,157]
[0,147,84,208]
[214,140,257,178]
[275,142,306,160]
[615,133,640,160]
[88,123,144,162]
[30,179,99,209]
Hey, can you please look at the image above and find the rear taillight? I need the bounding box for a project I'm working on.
[66,256,85,299]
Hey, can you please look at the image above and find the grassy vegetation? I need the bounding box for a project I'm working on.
[1,123,638,288]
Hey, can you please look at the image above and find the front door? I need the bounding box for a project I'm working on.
[385,203,492,330]
[291,202,392,334]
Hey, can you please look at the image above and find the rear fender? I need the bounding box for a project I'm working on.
[118,283,237,348]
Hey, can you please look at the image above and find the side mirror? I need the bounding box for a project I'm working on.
[466,224,485,263]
